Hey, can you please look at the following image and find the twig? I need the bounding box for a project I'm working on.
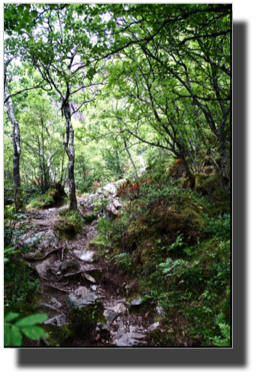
[61,245,66,261]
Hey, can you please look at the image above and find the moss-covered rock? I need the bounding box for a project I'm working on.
[54,210,84,238]
[68,301,105,338]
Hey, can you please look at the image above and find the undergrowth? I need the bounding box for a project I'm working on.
[96,153,231,347]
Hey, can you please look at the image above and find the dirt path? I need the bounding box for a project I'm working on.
[22,197,159,347]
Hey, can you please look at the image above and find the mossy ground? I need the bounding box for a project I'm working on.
[55,209,84,239]
[67,301,105,339]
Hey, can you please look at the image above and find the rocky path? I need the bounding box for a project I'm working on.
[19,182,161,347]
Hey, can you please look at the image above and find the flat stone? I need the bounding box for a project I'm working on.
[51,298,62,309]
[115,333,147,347]
[147,322,160,333]
[68,286,97,308]
[131,297,143,306]
[73,249,95,262]
[81,273,96,283]
[44,314,66,327]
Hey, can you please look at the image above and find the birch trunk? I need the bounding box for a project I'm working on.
[4,83,22,209]
[62,101,77,210]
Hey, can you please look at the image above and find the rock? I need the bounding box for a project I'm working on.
[44,314,66,327]
[51,298,62,309]
[97,182,117,196]
[112,198,123,210]
[37,230,59,251]
[131,297,143,306]
[60,259,80,273]
[68,286,97,308]
[129,326,137,333]
[112,302,127,315]
[81,273,96,283]
[103,309,118,323]
[147,322,160,333]
[106,203,118,218]
[91,219,98,227]
[86,230,98,241]
[156,306,165,316]
[115,333,147,347]
[103,303,127,323]
[91,285,97,291]
[38,303,61,313]
[35,259,51,279]
[73,249,95,262]
[18,231,45,248]
[96,322,112,332]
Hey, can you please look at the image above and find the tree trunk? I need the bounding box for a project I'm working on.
[4,83,22,210]
[218,118,230,190]
[62,101,77,210]
[124,140,138,178]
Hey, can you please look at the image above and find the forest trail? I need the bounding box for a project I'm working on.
[21,187,159,347]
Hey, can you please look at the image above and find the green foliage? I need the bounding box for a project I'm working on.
[68,302,105,338]
[4,206,29,247]
[84,213,98,223]
[4,312,49,347]
[4,248,49,347]
[113,252,132,269]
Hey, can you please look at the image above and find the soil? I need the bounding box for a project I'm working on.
[20,196,199,348]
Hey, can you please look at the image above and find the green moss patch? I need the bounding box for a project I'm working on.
[54,210,84,239]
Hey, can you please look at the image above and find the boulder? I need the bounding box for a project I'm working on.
[103,303,127,323]
[37,230,59,251]
[35,259,51,279]
[73,249,95,262]
[68,286,97,308]
[60,259,80,273]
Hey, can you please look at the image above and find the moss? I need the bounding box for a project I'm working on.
[84,213,98,223]
[43,324,71,347]
[68,301,105,338]
[54,210,84,239]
